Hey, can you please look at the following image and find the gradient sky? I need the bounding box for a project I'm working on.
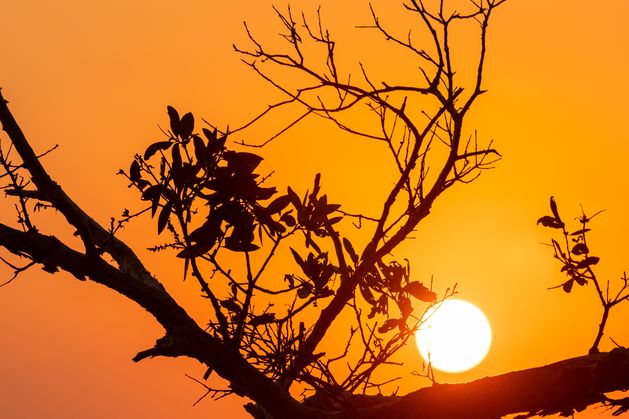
[1,1,628,418]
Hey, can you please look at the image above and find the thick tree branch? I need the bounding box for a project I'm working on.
[307,349,629,418]
[0,221,326,419]
[382,348,629,418]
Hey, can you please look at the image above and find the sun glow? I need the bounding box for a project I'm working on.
[415,299,492,373]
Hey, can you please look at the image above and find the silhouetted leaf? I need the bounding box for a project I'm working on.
[379,261,405,292]
[167,106,180,137]
[256,186,277,201]
[175,242,213,259]
[403,281,437,302]
[203,127,217,142]
[157,201,172,234]
[141,185,163,217]
[359,282,376,305]
[171,144,182,170]
[328,216,343,225]
[179,112,194,139]
[561,263,574,273]
[193,135,207,164]
[189,219,221,247]
[368,294,388,319]
[576,256,600,269]
[220,299,241,313]
[290,248,305,271]
[378,318,401,334]
[129,160,141,181]
[224,236,260,252]
[571,243,589,255]
[343,238,359,264]
[144,141,172,160]
[571,228,591,236]
[550,196,561,221]
[287,187,301,211]
[297,283,312,299]
[284,274,295,287]
[267,195,291,214]
[324,204,341,214]
[281,213,296,227]
[135,179,150,190]
[224,151,263,173]
[397,295,412,320]
[563,280,573,293]
[311,173,321,199]
[575,276,587,286]
[250,313,276,326]
[141,184,161,201]
[537,216,564,229]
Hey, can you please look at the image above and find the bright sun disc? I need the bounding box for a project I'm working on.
[415,299,491,373]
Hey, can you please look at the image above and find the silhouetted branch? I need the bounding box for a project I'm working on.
[539,197,629,354]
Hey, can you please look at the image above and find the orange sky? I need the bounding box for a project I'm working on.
[1,1,628,418]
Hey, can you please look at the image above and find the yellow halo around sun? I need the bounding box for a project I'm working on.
[415,299,492,373]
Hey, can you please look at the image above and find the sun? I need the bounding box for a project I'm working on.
[415,299,492,373]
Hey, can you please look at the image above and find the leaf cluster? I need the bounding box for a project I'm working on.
[126,106,294,258]
[537,196,600,293]
[357,258,436,334]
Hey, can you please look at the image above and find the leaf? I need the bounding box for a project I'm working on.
[267,195,291,215]
[297,283,312,299]
[287,187,302,211]
[290,248,305,271]
[179,112,194,139]
[311,173,321,199]
[171,144,182,170]
[576,256,600,269]
[220,299,241,313]
[571,228,591,236]
[141,184,161,201]
[249,313,276,326]
[403,281,437,302]
[144,141,172,160]
[203,127,217,142]
[328,216,343,225]
[224,151,264,173]
[575,276,587,286]
[324,204,341,214]
[563,279,573,293]
[167,106,180,137]
[550,196,561,222]
[157,201,172,234]
[561,263,574,273]
[157,202,172,234]
[537,215,564,229]
[151,193,161,217]
[397,295,413,320]
[193,135,207,164]
[129,160,141,181]
[281,213,296,227]
[571,243,589,255]
[175,243,213,259]
[224,237,260,252]
[188,219,221,246]
[343,238,359,264]
[378,318,401,334]
[256,186,277,201]
[359,282,376,305]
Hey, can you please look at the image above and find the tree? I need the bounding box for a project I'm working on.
[0,1,627,418]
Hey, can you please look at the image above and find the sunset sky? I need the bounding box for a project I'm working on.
[1,1,628,418]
